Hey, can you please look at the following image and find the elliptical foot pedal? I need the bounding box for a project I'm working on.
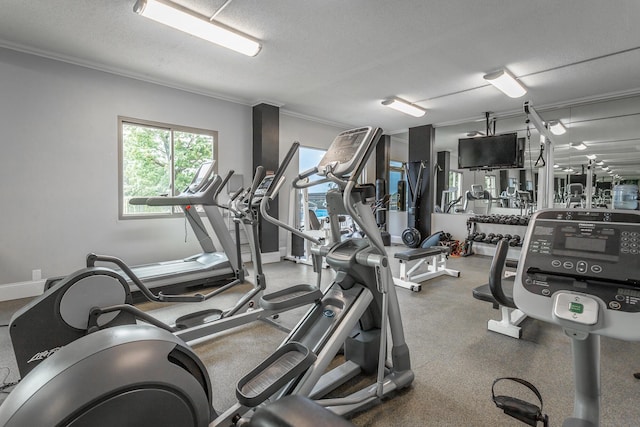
[236,342,316,407]
[175,309,223,330]
[492,377,549,426]
[260,284,322,311]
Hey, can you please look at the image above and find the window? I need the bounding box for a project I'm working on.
[297,147,329,226]
[388,160,405,211]
[448,170,463,201]
[484,175,497,198]
[118,117,217,218]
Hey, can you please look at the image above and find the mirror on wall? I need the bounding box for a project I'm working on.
[427,94,640,213]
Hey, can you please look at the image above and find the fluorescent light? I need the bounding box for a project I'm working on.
[548,120,567,135]
[381,98,427,118]
[483,69,527,98]
[563,168,574,173]
[553,164,560,168]
[596,161,604,166]
[586,154,597,160]
[602,166,609,171]
[133,0,261,57]
[570,142,587,151]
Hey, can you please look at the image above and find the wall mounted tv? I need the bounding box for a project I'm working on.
[458,133,524,170]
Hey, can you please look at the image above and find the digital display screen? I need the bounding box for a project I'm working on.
[318,131,367,167]
[565,236,607,253]
[257,176,273,190]
[618,288,640,298]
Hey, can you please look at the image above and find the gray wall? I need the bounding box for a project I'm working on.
[0,48,253,285]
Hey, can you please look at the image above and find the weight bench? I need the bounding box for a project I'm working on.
[393,246,460,292]
[472,239,527,339]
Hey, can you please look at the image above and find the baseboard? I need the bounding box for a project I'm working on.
[0,279,45,302]
[261,251,281,264]
[391,235,403,244]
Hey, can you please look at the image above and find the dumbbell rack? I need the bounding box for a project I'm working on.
[465,214,529,258]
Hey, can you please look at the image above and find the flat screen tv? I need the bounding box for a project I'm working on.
[457,133,524,170]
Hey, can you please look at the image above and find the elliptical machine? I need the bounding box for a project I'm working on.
[9,166,323,377]
[0,126,414,426]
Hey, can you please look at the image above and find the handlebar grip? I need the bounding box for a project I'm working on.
[266,142,300,198]
[298,167,318,180]
[230,187,245,201]
[215,169,235,200]
[249,166,265,197]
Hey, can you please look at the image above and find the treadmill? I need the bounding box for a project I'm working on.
[121,161,244,294]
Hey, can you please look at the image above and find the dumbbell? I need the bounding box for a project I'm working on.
[473,232,486,242]
[509,235,521,246]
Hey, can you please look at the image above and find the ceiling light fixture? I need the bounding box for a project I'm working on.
[133,0,261,57]
[586,154,597,160]
[563,168,574,173]
[596,161,604,166]
[466,131,486,137]
[548,120,567,135]
[602,166,609,171]
[553,164,560,168]
[483,69,527,98]
[570,142,587,151]
[381,98,427,118]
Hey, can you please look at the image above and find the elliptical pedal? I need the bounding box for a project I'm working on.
[260,284,322,311]
[175,309,224,330]
[236,342,316,407]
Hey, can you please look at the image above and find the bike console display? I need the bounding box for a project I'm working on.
[514,209,640,340]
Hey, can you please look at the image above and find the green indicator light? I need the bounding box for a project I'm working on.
[569,302,584,314]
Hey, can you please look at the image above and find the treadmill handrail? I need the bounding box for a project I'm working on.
[144,174,223,206]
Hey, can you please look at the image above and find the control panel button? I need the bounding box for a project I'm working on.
[615,294,625,302]
[609,301,622,310]
[551,259,562,268]
[563,261,574,270]
[576,261,588,274]
[591,265,602,273]
[553,293,599,325]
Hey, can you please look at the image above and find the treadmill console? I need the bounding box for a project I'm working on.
[514,209,640,340]
[254,175,274,198]
[317,127,377,177]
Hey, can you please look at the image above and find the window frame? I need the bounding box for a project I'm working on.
[117,116,218,220]
[484,174,498,198]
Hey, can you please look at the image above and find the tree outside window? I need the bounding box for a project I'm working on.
[119,117,216,218]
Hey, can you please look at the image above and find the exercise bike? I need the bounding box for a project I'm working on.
[493,208,640,426]
[0,126,414,426]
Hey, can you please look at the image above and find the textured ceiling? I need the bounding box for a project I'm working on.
[1,0,639,176]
